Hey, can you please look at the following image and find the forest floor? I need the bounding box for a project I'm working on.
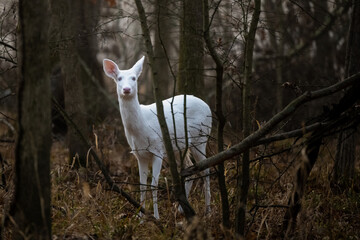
[1,118,360,239]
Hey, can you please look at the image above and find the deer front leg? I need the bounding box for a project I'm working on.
[151,156,162,219]
[137,159,149,217]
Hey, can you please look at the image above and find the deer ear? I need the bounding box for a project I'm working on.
[132,56,145,78]
[103,59,119,80]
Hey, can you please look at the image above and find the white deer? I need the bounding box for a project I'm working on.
[103,56,212,219]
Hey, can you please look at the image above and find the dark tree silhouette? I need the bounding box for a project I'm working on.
[177,0,204,96]
[10,0,52,239]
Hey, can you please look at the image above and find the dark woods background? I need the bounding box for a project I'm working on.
[0,0,359,239]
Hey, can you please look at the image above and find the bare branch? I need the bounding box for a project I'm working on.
[181,71,360,177]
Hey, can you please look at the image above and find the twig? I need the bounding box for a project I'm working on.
[0,41,16,51]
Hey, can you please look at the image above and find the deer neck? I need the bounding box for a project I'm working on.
[118,95,146,135]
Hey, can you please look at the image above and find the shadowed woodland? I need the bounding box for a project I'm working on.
[1,0,360,239]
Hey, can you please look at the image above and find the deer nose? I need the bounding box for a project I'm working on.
[123,87,131,94]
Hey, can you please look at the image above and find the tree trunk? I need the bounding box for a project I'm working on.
[77,0,107,121]
[10,0,52,239]
[154,0,172,100]
[235,0,261,236]
[332,0,360,189]
[54,0,105,167]
[177,0,204,97]
[203,0,230,228]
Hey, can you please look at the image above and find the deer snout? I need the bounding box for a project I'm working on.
[123,87,131,94]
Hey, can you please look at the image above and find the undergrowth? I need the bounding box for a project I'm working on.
[1,121,359,239]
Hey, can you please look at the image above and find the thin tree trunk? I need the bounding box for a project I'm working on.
[78,0,106,121]
[332,0,360,189]
[265,0,284,113]
[177,0,204,97]
[154,0,172,100]
[203,0,230,228]
[10,0,52,239]
[235,0,261,236]
[333,130,355,188]
[135,0,195,220]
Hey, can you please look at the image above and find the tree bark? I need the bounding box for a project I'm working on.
[177,0,204,97]
[10,0,52,239]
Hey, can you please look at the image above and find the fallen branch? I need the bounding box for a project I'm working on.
[181,71,360,177]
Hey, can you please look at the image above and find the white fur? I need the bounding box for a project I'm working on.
[103,56,212,219]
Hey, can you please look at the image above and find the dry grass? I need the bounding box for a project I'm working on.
[1,120,360,239]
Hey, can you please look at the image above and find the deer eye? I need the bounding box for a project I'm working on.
[131,76,136,81]
[117,76,122,81]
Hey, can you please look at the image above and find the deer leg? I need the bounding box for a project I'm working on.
[191,145,211,214]
[151,156,162,219]
[138,159,149,217]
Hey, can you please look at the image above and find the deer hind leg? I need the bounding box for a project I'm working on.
[190,143,211,214]
[176,152,193,212]
[151,156,162,219]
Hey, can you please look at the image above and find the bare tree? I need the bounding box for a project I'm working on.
[235,0,261,236]
[9,0,52,239]
[203,0,230,228]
